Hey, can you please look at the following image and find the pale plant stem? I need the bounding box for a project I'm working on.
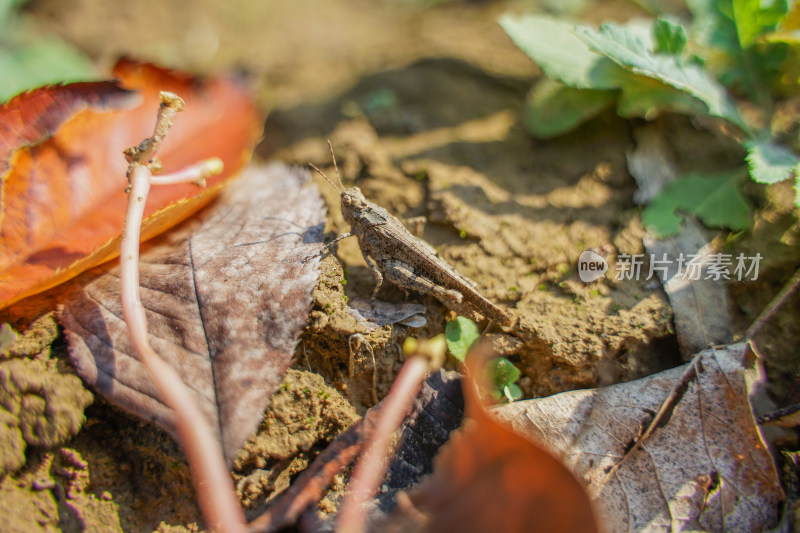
[337,355,430,533]
[150,157,224,185]
[121,163,247,533]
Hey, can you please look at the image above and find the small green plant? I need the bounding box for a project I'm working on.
[0,0,96,101]
[485,357,523,403]
[445,316,481,361]
[500,1,800,236]
[445,316,523,403]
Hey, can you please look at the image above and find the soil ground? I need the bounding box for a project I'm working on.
[2,0,799,530]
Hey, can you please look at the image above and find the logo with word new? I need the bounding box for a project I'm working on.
[578,250,608,282]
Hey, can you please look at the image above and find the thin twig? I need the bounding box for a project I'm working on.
[745,267,800,340]
[337,336,445,533]
[247,415,370,533]
[597,355,701,489]
[121,92,245,532]
[150,157,223,186]
[337,355,429,533]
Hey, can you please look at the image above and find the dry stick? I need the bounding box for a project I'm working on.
[337,351,436,533]
[121,92,247,533]
[596,356,701,489]
[248,415,371,533]
[745,267,800,341]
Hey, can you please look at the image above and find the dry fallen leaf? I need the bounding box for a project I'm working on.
[0,58,261,309]
[59,163,325,463]
[494,343,783,532]
[347,298,427,331]
[382,353,598,533]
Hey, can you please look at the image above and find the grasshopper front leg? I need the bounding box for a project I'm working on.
[363,254,384,299]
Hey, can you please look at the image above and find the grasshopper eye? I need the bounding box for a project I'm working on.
[342,195,352,207]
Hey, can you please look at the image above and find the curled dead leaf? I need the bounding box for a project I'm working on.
[0,58,261,309]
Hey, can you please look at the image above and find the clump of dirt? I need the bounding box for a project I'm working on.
[0,447,124,532]
[0,314,93,477]
[233,368,357,511]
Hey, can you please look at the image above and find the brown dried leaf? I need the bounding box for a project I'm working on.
[58,163,325,464]
[494,343,783,532]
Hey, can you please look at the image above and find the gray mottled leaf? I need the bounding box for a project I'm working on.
[494,343,783,532]
[59,162,326,464]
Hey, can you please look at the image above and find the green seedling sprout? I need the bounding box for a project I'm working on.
[445,316,481,362]
[445,316,523,403]
[485,357,523,403]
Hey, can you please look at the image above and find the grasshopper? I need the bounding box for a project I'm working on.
[310,142,511,326]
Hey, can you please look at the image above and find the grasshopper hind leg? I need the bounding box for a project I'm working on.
[381,259,463,305]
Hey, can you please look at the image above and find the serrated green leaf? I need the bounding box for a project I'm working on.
[575,22,747,130]
[642,169,751,236]
[0,0,25,29]
[523,78,615,138]
[733,0,788,48]
[654,17,687,56]
[687,0,788,103]
[444,316,480,362]
[745,137,800,184]
[499,14,623,89]
[0,42,96,101]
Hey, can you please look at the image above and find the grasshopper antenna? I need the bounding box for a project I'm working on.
[308,139,346,194]
[309,163,341,193]
[326,139,345,191]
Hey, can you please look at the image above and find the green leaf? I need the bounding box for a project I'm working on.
[642,169,751,236]
[615,73,709,118]
[653,17,687,56]
[498,14,623,90]
[687,0,788,102]
[574,22,747,130]
[503,383,523,402]
[0,42,96,102]
[523,78,615,138]
[745,137,800,184]
[444,316,480,362]
[733,0,788,48]
[486,357,521,388]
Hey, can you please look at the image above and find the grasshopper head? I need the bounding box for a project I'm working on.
[340,187,368,224]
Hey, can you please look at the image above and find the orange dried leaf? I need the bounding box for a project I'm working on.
[0,58,262,309]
